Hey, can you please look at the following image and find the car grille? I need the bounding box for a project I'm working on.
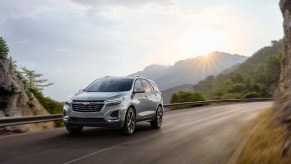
[72,102,104,112]
[69,117,106,123]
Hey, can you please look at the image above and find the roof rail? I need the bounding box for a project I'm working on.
[133,75,149,79]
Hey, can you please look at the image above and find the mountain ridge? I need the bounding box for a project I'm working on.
[129,51,247,92]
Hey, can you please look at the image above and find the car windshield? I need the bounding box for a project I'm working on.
[85,78,133,92]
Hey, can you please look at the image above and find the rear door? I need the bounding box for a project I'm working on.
[149,80,162,106]
[141,79,156,117]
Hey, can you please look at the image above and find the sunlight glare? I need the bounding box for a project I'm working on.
[183,30,228,56]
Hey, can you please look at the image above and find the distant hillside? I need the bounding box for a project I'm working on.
[129,52,247,91]
[192,40,283,99]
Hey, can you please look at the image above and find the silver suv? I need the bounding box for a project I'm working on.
[63,76,163,135]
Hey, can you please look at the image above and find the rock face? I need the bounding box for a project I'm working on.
[276,0,291,120]
[0,59,54,133]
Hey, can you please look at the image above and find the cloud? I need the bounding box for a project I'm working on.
[71,0,175,8]
[0,0,85,20]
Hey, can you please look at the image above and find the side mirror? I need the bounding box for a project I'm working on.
[79,89,85,92]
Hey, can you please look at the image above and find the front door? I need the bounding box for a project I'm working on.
[132,79,148,120]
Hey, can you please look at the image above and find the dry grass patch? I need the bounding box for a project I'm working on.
[237,109,289,163]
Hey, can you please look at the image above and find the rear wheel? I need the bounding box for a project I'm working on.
[66,125,83,134]
[122,107,136,135]
[151,106,163,129]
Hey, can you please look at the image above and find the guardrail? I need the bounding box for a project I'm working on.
[0,98,273,127]
[0,114,62,127]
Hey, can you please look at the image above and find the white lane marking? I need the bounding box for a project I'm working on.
[63,144,124,164]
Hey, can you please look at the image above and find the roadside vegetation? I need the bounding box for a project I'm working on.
[170,91,205,109]
[237,109,289,163]
[170,91,205,103]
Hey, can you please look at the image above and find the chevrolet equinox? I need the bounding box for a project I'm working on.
[63,76,163,135]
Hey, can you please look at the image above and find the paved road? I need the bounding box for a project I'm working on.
[0,102,273,164]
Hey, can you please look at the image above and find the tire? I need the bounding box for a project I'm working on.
[122,107,136,135]
[66,125,83,135]
[151,106,163,129]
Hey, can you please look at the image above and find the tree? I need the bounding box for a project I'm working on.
[21,66,54,91]
[170,91,205,103]
[253,54,282,89]
[9,56,17,72]
[170,93,178,103]
[230,74,245,83]
[0,37,9,60]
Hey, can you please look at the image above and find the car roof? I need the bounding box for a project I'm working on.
[100,76,134,80]
[99,76,152,81]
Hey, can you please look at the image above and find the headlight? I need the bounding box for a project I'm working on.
[65,99,73,107]
[105,97,124,107]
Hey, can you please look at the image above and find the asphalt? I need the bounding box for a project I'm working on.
[0,102,273,164]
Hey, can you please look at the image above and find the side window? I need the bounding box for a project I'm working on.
[141,79,152,92]
[149,81,159,91]
[134,79,144,91]
[149,83,155,91]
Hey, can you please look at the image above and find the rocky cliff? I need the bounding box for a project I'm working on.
[0,59,54,133]
[276,0,291,122]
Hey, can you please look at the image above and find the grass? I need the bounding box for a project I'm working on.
[237,109,290,163]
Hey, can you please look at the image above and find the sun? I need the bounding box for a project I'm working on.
[183,30,228,56]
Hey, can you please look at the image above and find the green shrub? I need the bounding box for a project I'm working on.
[170,91,205,103]
[30,88,63,114]
[244,92,261,98]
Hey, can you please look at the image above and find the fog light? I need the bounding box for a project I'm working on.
[110,110,119,118]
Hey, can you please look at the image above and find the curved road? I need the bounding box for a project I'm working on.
[0,102,272,164]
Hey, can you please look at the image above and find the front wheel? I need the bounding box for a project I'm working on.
[122,107,136,135]
[151,106,163,129]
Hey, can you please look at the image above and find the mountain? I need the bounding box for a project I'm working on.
[129,52,247,92]
[129,64,170,80]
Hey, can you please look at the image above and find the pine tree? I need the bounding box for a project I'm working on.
[0,37,9,60]
[8,56,17,73]
[20,66,54,91]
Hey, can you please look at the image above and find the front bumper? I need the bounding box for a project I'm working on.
[63,117,123,128]
[63,103,127,128]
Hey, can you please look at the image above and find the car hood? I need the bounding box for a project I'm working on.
[69,91,128,101]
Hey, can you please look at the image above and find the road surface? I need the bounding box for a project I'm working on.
[0,102,273,164]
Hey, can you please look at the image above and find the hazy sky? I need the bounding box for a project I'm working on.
[0,0,283,101]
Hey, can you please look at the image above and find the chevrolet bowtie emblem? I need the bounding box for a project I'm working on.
[82,102,90,105]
